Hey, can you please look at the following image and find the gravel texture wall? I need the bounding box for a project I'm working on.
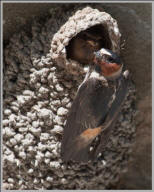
[3,3,151,190]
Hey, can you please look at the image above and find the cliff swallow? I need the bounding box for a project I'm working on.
[61,48,129,162]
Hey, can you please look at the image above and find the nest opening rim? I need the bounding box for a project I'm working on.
[65,24,113,65]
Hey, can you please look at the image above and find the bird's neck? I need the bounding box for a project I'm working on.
[103,64,123,81]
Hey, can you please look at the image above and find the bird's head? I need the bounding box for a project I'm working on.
[93,48,123,79]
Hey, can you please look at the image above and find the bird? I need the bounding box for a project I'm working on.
[66,30,102,65]
[61,48,129,162]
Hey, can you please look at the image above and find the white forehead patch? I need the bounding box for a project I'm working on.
[100,48,112,56]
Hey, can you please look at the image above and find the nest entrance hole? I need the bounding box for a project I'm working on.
[66,24,112,65]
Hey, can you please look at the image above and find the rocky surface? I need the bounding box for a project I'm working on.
[3,3,151,190]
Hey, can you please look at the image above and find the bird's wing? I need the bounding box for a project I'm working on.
[91,75,129,158]
[61,77,116,162]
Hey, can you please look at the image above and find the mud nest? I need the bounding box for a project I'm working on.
[3,5,136,190]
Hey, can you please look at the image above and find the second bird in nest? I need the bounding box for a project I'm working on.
[66,30,104,64]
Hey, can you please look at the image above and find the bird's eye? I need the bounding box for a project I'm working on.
[108,57,114,62]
